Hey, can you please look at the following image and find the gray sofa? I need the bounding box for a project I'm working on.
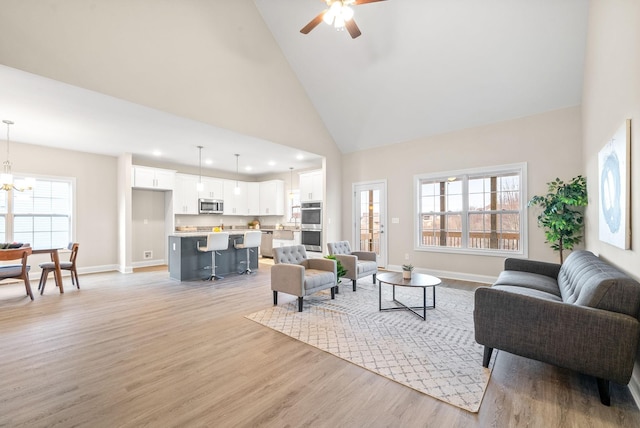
[474,250,640,405]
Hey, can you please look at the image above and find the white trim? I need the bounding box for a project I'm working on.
[132,259,166,268]
[352,179,388,267]
[414,162,528,258]
[385,265,496,285]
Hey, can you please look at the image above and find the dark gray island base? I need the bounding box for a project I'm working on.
[168,233,259,281]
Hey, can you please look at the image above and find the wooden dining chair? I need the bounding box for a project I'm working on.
[38,243,80,295]
[0,247,34,300]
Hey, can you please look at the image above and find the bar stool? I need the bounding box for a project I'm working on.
[234,231,262,274]
[197,232,229,280]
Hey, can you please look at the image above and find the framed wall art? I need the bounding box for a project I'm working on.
[598,119,631,249]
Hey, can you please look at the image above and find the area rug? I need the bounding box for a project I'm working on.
[245,279,495,413]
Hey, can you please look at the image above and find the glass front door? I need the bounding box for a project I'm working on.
[353,181,387,267]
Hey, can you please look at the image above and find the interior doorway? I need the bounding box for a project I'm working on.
[353,181,387,267]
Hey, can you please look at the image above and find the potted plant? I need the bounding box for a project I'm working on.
[325,255,347,284]
[402,263,414,280]
[528,175,588,263]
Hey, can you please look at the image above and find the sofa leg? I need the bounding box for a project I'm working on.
[298,296,304,312]
[331,286,336,299]
[373,273,376,283]
[352,279,357,292]
[273,290,278,305]
[597,378,611,406]
[482,346,493,368]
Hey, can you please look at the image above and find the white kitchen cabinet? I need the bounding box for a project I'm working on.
[198,177,224,200]
[132,166,175,190]
[173,173,199,215]
[246,182,260,216]
[223,180,248,215]
[259,180,284,215]
[299,170,323,202]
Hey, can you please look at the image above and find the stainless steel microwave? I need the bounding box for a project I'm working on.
[199,198,223,214]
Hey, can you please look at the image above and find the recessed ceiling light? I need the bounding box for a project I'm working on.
[153,150,162,156]
[268,161,276,166]
[205,159,213,165]
[296,154,304,160]
[245,166,252,171]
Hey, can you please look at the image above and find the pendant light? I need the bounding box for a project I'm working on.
[1,120,33,192]
[289,167,294,200]
[196,145,204,192]
[234,154,241,195]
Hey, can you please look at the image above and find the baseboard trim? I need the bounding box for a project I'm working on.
[385,265,496,285]
[132,259,166,268]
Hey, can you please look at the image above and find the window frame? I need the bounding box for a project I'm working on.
[414,162,527,258]
[2,173,76,248]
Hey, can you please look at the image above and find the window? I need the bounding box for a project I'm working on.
[415,163,526,256]
[1,175,74,248]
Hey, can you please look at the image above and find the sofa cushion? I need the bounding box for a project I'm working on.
[558,251,640,318]
[492,285,563,302]
[495,271,561,297]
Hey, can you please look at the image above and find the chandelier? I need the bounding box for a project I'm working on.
[1,120,33,192]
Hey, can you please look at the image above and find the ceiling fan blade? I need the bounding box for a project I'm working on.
[345,19,361,39]
[300,11,326,34]
[353,0,387,5]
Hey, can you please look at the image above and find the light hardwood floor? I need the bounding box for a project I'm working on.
[1,263,639,428]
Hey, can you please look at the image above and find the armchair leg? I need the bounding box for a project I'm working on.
[373,273,376,283]
[298,297,304,312]
[331,286,336,299]
[352,279,357,292]
[273,290,278,305]
[482,346,493,368]
[597,378,611,406]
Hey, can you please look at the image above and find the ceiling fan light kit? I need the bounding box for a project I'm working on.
[300,0,387,39]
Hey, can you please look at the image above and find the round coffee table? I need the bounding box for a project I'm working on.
[377,271,441,320]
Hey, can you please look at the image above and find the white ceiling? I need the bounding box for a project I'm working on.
[0,0,589,173]
[255,0,589,153]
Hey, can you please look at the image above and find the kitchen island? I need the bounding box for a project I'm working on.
[168,232,260,281]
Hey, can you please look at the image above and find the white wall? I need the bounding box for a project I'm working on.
[582,0,640,404]
[132,189,167,266]
[342,106,583,280]
[0,0,344,248]
[11,141,118,273]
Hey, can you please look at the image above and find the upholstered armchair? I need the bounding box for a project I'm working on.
[327,241,377,292]
[271,245,337,312]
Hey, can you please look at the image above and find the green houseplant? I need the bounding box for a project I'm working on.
[402,263,414,280]
[325,255,347,284]
[528,175,588,263]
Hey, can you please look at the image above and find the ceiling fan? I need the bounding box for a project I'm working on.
[300,0,387,39]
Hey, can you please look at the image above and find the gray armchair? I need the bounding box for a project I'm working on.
[327,241,377,291]
[271,245,337,312]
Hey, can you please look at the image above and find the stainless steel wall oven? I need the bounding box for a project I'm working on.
[301,201,322,251]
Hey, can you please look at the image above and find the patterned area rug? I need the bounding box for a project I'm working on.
[246,279,495,412]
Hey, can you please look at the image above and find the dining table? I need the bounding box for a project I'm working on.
[31,247,64,293]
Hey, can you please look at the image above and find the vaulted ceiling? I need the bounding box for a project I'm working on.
[0,0,589,174]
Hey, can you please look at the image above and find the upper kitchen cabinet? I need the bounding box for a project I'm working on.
[247,182,260,216]
[259,180,284,216]
[174,173,199,215]
[299,170,323,202]
[223,180,248,215]
[132,166,175,190]
[198,177,224,200]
